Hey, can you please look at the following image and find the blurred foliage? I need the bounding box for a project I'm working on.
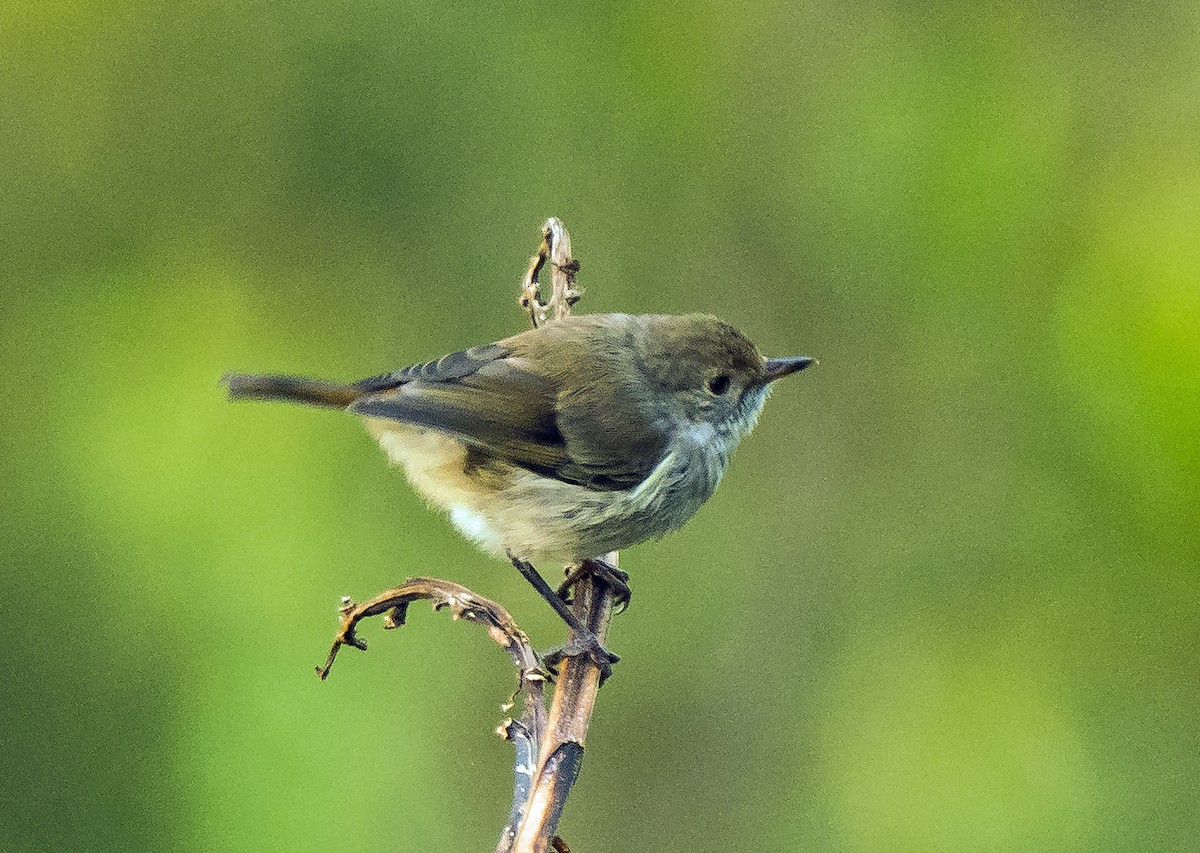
[2,1,1197,851]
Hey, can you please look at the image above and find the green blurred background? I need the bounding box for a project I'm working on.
[3,1,1197,851]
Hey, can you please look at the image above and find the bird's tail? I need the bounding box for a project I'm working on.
[222,373,361,409]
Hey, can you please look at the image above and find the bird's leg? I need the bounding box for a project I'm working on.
[541,635,619,686]
[557,558,631,614]
[507,551,619,680]
[507,551,589,633]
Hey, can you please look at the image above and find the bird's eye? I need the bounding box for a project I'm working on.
[705,374,731,396]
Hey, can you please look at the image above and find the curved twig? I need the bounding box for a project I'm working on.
[519,217,583,329]
[317,578,548,765]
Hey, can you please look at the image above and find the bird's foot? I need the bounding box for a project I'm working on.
[542,631,620,684]
[557,558,632,614]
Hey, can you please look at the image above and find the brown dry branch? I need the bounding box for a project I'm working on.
[315,578,547,727]
[519,217,582,328]
[498,221,618,853]
[320,220,620,853]
[316,576,550,840]
[504,555,617,853]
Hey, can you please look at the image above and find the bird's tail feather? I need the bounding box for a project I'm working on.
[222,373,361,409]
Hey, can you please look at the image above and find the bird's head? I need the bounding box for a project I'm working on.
[639,314,816,445]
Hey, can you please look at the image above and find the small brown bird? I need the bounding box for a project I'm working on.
[225,312,815,668]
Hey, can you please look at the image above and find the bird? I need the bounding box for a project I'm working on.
[224,312,815,669]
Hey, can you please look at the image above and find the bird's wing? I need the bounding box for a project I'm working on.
[352,343,512,393]
[349,346,667,491]
[352,357,569,475]
[549,380,670,491]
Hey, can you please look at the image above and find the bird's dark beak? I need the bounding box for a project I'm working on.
[762,356,818,383]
